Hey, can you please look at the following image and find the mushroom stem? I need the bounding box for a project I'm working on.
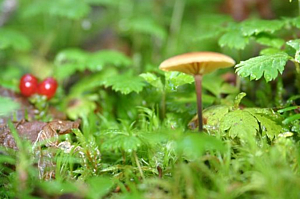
[194,74,203,132]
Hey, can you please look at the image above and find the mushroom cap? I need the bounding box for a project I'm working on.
[159,52,235,75]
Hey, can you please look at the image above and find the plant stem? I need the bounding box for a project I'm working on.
[294,61,300,93]
[133,151,145,180]
[161,89,166,119]
[236,50,242,90]
[194,74,203,132]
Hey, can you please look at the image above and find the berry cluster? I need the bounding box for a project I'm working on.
[19,74,58,99]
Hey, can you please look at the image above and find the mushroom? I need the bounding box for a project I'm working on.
[159,52,235,132]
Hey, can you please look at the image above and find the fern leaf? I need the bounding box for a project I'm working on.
[286,39,300,62]
[235,52,290,82]
[220,110,259,138]
[219,29,249,50]
[0,28,31,51]
[241,19,285,36]
[255,33,285,49]
[139,73,164,91]
[103,73,145,95]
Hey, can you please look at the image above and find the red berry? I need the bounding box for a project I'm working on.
[19,74,38,97]
[38,77,58,99]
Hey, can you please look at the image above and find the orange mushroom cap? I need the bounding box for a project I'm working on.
[159,52,235,75]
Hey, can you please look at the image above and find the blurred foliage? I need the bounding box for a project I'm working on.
[1,0,300,199]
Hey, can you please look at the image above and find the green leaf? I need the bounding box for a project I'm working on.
[234,92,246,109]
[277,106,300,113]
[54,49,132,80]
[86,177,115,198]
[121,18,167,40]
[69,69,118,96]
[139,73,164,91]
[286,39,300,52]
[195,30,222,41]
[220,110,259,138]
[202,73,223,96]
[260,48,283,56]
[235,52,290,82]
[218,29,249,50]
[253,113,282,138]
[178,134,225,160]
[255,33,285,49]
[66,97,97,119]
[0,97,20,117]
[55,48,88,66]
[286,39,300,62]
[291,16,300,28]
[101,133,143,153]
[165,72,194,91]
[87,50,132,71]
[103,73,146,95]
[245,108,283,138]
[22,0,90,20]
[202,105,230,129]
[54,49,88,80]
[0,28,31,51]
[282,114,300,125]
[241,19,285,36]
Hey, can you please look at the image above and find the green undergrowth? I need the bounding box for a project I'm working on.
[1,0,300,198]
[1,101,300,198]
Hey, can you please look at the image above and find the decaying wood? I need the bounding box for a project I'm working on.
[0,119,80,150]
[0,86,81,180]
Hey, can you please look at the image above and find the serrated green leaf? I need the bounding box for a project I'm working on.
[0,28,31,51]
[286,39,300,63]
[139,73,164,91]
[103,73,145,95]
[245,108,283,138]
[202,105,230,129]
[102,134,143,153]
[0,97,20,117]
[168,93,215,115]
[54,49,132,80]
[220,110,259,138]
[252,113,283,138]
[286,39,300,52]
[218,30,249,50]
[241,19,285,36]
[69,68,118,96]
[165,72,194,92]
[255,33,285,49]
[235,52,289,82]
